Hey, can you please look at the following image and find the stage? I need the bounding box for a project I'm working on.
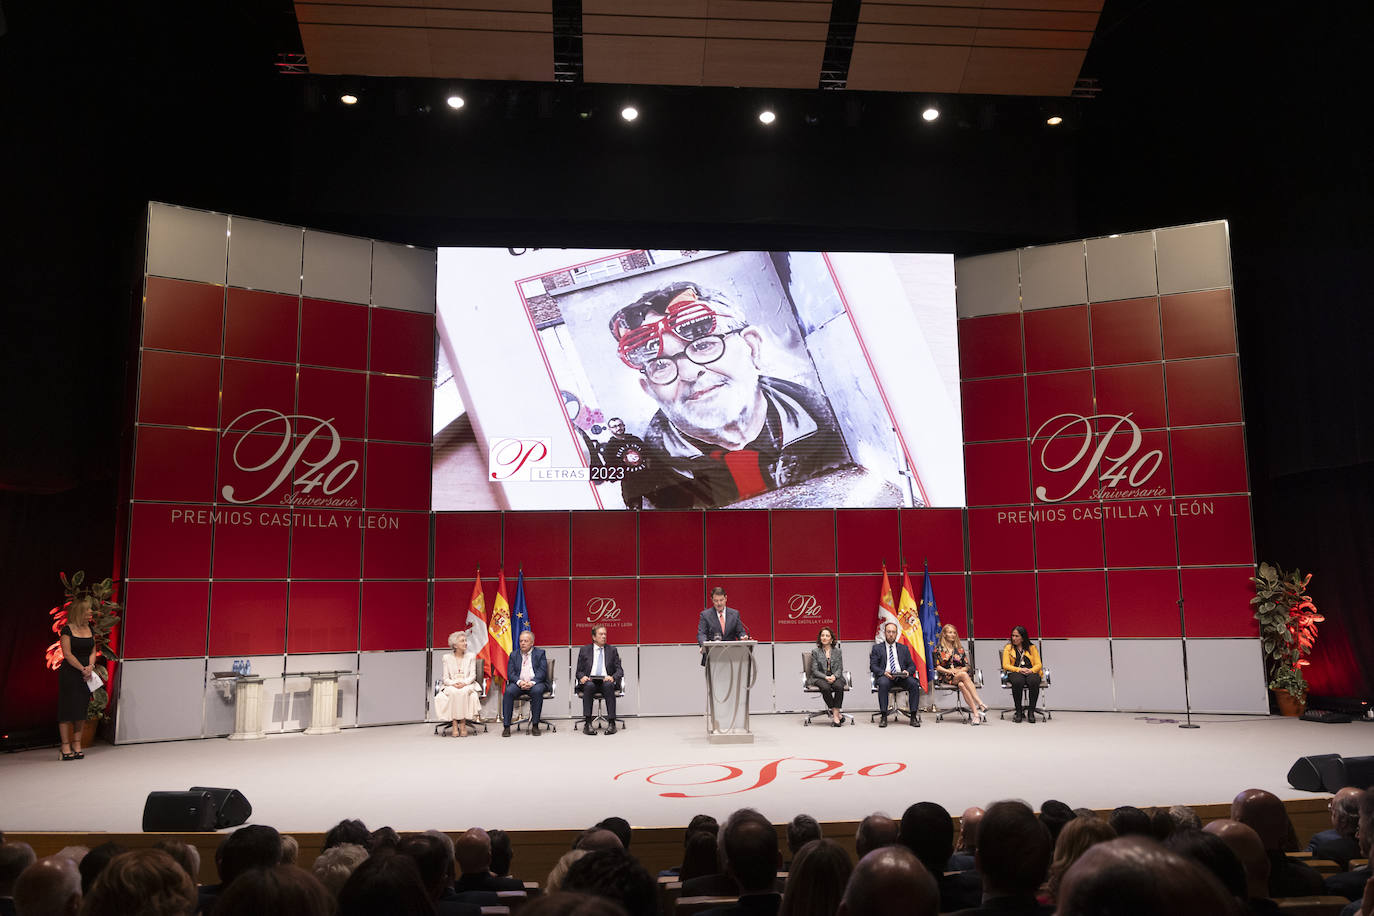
[4,711,1370,834]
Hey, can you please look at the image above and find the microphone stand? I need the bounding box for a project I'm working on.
[1178,598,1199,729]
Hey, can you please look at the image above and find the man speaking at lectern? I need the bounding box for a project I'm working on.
[698,586,748,665]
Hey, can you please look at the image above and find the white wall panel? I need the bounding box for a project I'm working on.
[1036,638,1115,711]
[1183,639,1267,714]
[302,230,373,304]
[1085,231,1157,303]
[204,654,284,736]
[227,217,304,295]
[358,650,427,725]
[282,653,360,731]
[1111,638,1187,712]
[373,241,438,314]
[114,658,208,744]
[955,251,1020,318]
[1019,242,1087,311]
[147,203,228,285]
[1155,221,1232,295]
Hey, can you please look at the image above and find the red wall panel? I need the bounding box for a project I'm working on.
[143,276,224,355]
[209,580,288,655]
[298,367,367,440]
[1176,495,1254,567]
[292,436,365,508]
[221,358,296,431]
[1024,305,1091,372]
[704,510,770,574]
[772,575,838,642]
[709,576,773,641]
[898,508,966,573]
[570,577,638,645]
[224,288,298,363]
[1089,297,1161,366]
[968,508,1033,572]
[287,581,360,653]
[639,512,703,576]
[1102,500,1178,569]
[132,426,218,502]
[1094,363,1167,430]
[122,581,210,658]
[957,313,1022,378]
[290,511,362,579]
[570,512,638,577]
[364,442,432,511]
[218,432,292,506]
[301,298,369,370]
[370,307,435,377]
[432,579,476,648]
[964,441,1031,507]
[1181,566,1257,637]
[434,512,502,578]
[836,509,899,574]
[1033,507,1105,570]
[1166,357,1243,427]
[1106,568,1182,637]
[137,351,221,428]
[837,573,883,644]
[213,511,290,579]
[771,510,836,574]
[367,374,432,444]
[503,512,570,577]
[363,511,431,579]
[1037,570,1108,637]
[929,573,969,638]
[127,503,213,579]
[515,577,571,646]
[969,573,1037,639]
[1170,426,1248,495]
[1161,289,1236,359]
[961,376,1027,442]
[359,580,428,651]
[640,577,708,643]
[1026,370,1094,438]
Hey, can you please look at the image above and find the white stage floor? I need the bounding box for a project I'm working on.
[3,712,1370,833]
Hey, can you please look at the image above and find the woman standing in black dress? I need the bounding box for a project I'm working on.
[58,596,97,760]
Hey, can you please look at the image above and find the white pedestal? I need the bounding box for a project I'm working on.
[303,674,341,735]
[227,676,265,740]
[703,640,757,745]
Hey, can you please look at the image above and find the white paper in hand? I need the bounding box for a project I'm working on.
[85,670,104,692]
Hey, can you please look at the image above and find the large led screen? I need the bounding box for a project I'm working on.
[434,248,962,511]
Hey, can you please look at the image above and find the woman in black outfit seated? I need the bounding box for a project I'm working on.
[808,627,845,726]
[1002,625,1042,723]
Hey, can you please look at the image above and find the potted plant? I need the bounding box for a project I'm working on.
[1250,562,1322,716]
[45,571,122,743]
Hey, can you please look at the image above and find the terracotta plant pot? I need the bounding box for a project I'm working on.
[79,717,99,747]
[1274,688,1306,717]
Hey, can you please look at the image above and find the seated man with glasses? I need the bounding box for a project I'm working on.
[609,281,846,509]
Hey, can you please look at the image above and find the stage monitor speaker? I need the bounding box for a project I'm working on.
[189,786,252,829]
[1287,754,1341,792]
[142,790,217,832]
[1324,756,1374,792]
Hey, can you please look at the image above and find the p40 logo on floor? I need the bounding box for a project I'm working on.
[615,756,906,798]
[1032,413,1167,503]
[220,409,360,507]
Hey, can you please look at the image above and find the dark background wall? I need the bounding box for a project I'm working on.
[2,0,1369,733]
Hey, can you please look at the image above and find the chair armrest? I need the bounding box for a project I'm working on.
[972,667,984,688]
[1042,668,1052,686]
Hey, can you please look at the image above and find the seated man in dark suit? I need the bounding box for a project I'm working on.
[1231,788,1325,898]
[453,828,524,895]
[1325,790,1373,903]
[1309,787,1364,869]
[576,625,625,735]
[397,833,481,916]
[501,630,548,737]
[900,802,981,912]
[855,813,899,860]
[695,808,783,916]
[950,801,1052,916]
[869,622,921,727]
[1056,836,1242,916]
[839,846,938,916]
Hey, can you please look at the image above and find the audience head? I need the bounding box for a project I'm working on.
[311,843,369,899]
[685,814,719,845]
[213,865,334,916]
[778,839,852,916]
[679,832,719,883]
[77,843,126,895]
[13,854,82,916]
[369,826,401,852]
[0,842,37,894]
[1072,808,1098,820]
[80,848,198,916]
[278,834,299,866]
[1108,805,1152,838]
[855,814,899,859]
[53,848,88,866]
[574,829,624,852]
[787,815,822,856]
[1203,819,1270,899]
[524,892,630,916]
[976,800,1053,897]
[838,846,937,916]
[150,841,199,884]
[1055,836,1240,916]
[397,834,455,901]
[595,817,632,851]
[1039,800,1076,844]
[898,802,955,874]
[1330,786,1365,837]
[323,818,372,851]
[216,825,282,887]
[546,850,589,894]
[1167,829,1247,899]
[489,828,514,876]
[337,852,436,916]
[1359,789,1374,856]
[454,828,493,875]
[956,807,984,853]
[1045,815,1118,903]
[562,848,656,916]
[1229,788,1293,852]
[1169,805,1203,832]
[718,808,781,894]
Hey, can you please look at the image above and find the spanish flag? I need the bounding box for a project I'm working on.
[898,567,929,691]
[489,569,513,688]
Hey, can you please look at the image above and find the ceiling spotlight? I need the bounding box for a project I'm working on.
[621,106,639,122]
[758,110,776,125]
[1046,115,1063,126]
[446,95,465,110]
[921,107,939,122]
[340,94,358,106]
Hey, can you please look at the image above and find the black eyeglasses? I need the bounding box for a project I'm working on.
[637,330,742,385]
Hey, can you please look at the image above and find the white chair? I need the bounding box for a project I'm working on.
[934,666,984,723]
[869,673,921,725]
[432,659,489,735]
[512,657,558,733]
[999,664,1053,721]
[574,677,626,733]
[800,650,854,726]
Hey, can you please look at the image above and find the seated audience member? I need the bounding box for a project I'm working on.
[679,832,721,884]
[12,855,82,916]
[1,842,37,913]
[80,849,198,916]
[786,815,822,869]
[1149,808,1176,842]
[778,839,852,916]
[956,799,1053,916]
[278,834,299,866]
[596,818,632,852]
[1324,791,1373,902]
[1107,806,1152,839]
[323,819,372,851]
[562,848,656,916]
[1039,801,1076,845]
[1203,820,1276,913]
[201,824,281,915]
[311,843,369,900]
[150,841,199,885]
[76,844,124,897]
[1071,808,1097,820]
[212,865,334,916]
[1042,815,1117,906]
[899,802,981,912]
[523,892,629,916]
[660,815,720,878]
[1166,830,1250,903]
[338,853,437,916]
[546,851,589,895]
[1231,788,1324,897]
[949,808,983,872]
[855,814,899,861]
[1309,787,1364,868]
[488,829,515,878]
[1054,836,1241,916]
[695,808,783,916]
[574,829,624,853]
[838,847,938,916]
[454,829,523,893]
[398,834,480,916]
[1170,805,1204,833]
[371,826,402,852]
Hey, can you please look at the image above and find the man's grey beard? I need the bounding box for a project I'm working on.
[662,377,760,444]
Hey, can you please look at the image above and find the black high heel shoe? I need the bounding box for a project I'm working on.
[72,750,85,759]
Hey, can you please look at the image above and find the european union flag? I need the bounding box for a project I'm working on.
[918,561,941,686]
[512,569,532,638]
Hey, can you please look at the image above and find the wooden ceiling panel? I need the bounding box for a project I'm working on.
[959,45,1088,95]
[702,37,827,88]
[583,35,707,85]
[859,3,982,28]
[845,41,972,93]
[583,14,708,38]
[854,23,977,47]
[588,0,709,16]
[299,24,435,76]
[427,31,554,81]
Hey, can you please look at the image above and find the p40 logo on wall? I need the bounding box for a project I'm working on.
[1032,413,1167,503]
[586,597,624,624]
[787,594,824,620]
[220,409,360,507]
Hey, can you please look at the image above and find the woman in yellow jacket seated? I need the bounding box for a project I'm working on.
[1001,625,1042,723]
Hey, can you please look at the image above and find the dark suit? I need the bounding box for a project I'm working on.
[937,870,984,912]
[1325,866,1371,901]
[575,642,624,723]
[1267,852,1325,898]
[869,639,920,716]
[1308,828,1361,869]
[502,647,548,727]
[698,892,781,916]
[680,873,741,898]
[454,873,524,894]
[698,605,747,665]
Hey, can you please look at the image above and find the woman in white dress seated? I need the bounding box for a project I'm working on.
[436,631,482,737]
